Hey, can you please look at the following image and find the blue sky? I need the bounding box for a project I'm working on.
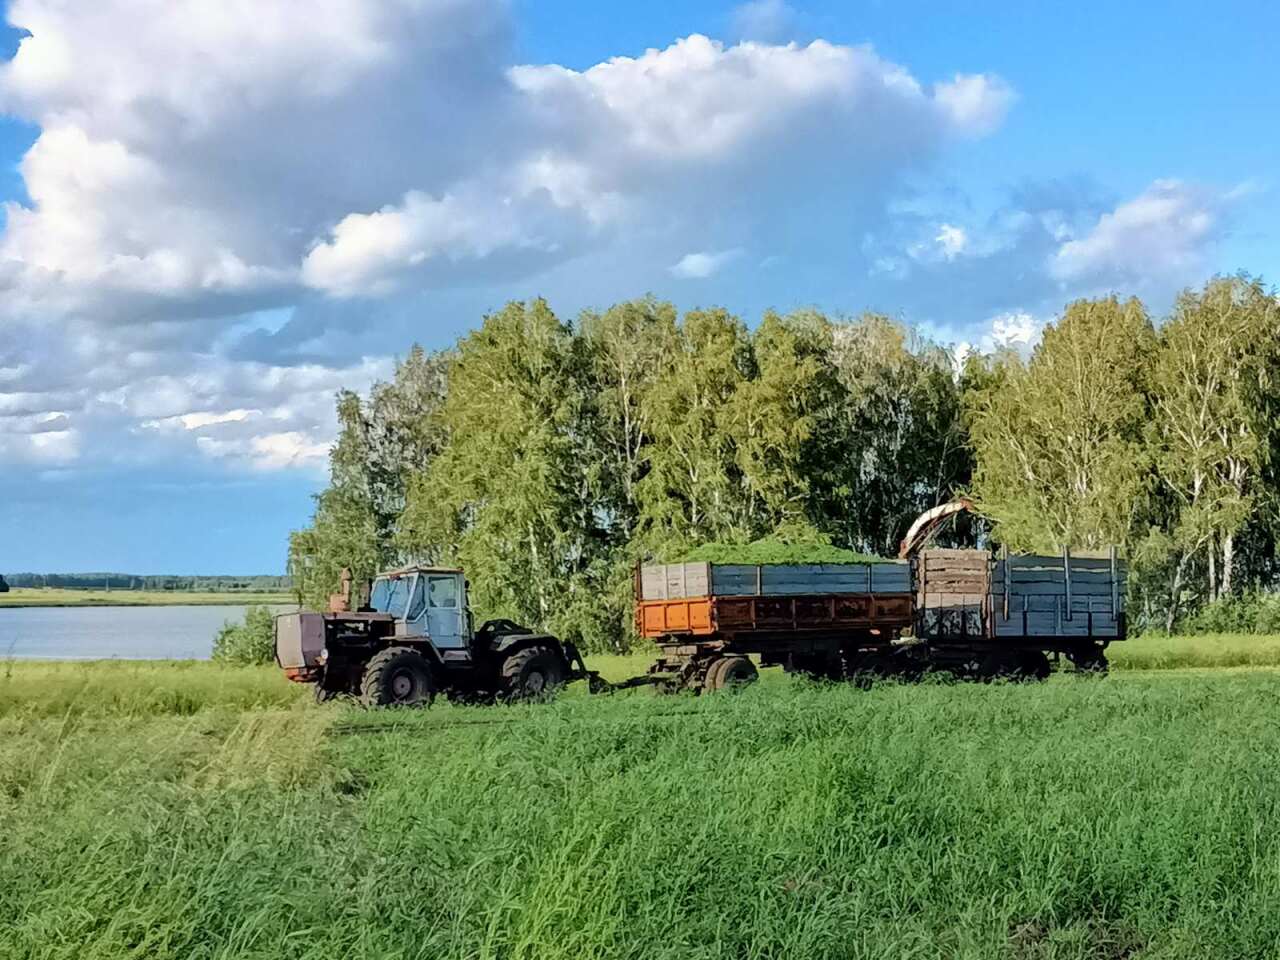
[0,0,1276,574]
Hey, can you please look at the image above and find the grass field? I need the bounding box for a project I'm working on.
[0,587,296,607]
[5,645,1280,959]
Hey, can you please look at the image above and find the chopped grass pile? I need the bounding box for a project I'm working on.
[679,538,888,565]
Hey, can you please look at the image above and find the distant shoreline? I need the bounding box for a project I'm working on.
[0,589,296,609]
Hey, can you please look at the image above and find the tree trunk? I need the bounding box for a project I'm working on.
[1165,555,1188,633]
[1207,544,1217,603]
[1222,532,1235,596]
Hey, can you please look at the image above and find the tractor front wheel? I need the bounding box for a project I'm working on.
[360,647,436,707]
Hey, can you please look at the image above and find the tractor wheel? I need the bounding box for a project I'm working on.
[360,647,436,708]
[704,655,757,692]
[314,683,339,704]
[500,645,567,702]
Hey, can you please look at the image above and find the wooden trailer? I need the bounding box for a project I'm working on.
[912,547,1124,672]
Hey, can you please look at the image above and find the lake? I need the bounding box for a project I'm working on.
[0,605,296,660]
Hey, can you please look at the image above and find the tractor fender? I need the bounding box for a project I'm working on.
[490,632,566,660]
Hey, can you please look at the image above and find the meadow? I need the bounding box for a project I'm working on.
[0,587,296,608]
[4,640,1280,959]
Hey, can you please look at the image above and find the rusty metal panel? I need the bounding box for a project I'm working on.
[637,599,714,637]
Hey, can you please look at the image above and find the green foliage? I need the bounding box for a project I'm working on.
[822,314,973,556]
[398,299,619,651]
[289,277,1280,645]
[1147,276,1280,620]
[210,606,276,665]
[635,307,757,553]
[1177,592,1280,636]
[10,665,1280,958]
[967,296,1156,552]
[289,347,450,609]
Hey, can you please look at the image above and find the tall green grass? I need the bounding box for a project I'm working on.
[5,656,1280,958]
[1110,631,1280,670]
[0,659,305,719]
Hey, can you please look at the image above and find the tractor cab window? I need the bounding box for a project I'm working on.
[406,575,427,620]
[384,577,411,618]
[369,577,391,613]
[428,575,458,608]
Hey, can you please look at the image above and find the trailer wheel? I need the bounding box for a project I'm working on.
[847,651,899,689]
[500,645,567,702]
[786,653,842,682]
[1069,645,1108,675]
[705,655,757,692]
[979,650,1050,682]
[360,647,436,707]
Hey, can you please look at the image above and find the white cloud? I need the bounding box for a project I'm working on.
[953,311,1043,372]
[935,223,968,259]
[0,1,1018,483]
[670,249,742,279]
[988,311,1040,347]
[197,431,331,472]
[1049,179,1224,289]
[934,73,1016,137]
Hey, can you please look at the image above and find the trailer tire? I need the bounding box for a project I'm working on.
[361,647,436,707]
[705,655,757,692]
[786,653,842,682]
[1069,645,1109,675]
[847,651,899,689]
[979,649,1050,682]
[500,645,567,702]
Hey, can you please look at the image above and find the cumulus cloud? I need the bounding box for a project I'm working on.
[0,1,1020,486]
[1049,179,1225,289]
[863,176,1237,330]
[670,249,743,279]
[934,73,1016,137]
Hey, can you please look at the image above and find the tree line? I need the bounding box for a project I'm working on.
[3,573,293,592]
[289,276,1280,651]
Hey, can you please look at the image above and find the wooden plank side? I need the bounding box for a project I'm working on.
[995,569,1120,584]
[1008,555,1113,572]
[642,562,711,600]
[994,582,1115,598]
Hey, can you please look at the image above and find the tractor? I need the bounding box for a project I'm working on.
[275,565,598,706]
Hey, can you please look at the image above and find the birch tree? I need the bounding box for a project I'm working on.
[724,310,836,536]
[825,314,971,555]
[580,298,679,540]
[636,307,755,553]
[1148,276,1280,619]
[966,297,1155,551]
[398,299,614,647]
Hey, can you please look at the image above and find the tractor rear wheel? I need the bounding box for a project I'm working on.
[500,645,567,702]
[360,647,436,707]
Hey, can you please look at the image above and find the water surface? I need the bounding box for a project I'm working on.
[0,605,296,660]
